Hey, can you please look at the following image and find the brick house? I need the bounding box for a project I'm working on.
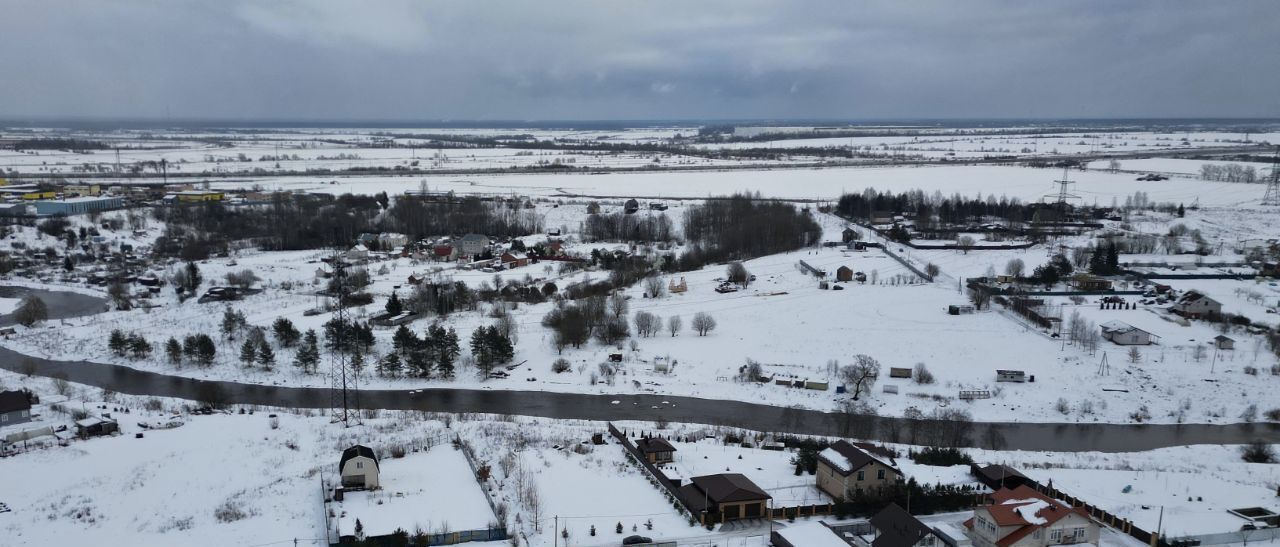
[816,440,902,499]
[679,473,771,522]
[636,437,676,464]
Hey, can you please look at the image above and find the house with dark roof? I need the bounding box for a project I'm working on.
[678,473,771,522]
[1214,334,1235,350]
[866,503,947,547]
[1171,290,1222,319]
[339,445,380,489]
[636,436,676,464]
[816,440,902,499]
[971,464,1031,491]
[0,390,32,429]
[964,485,1098,547]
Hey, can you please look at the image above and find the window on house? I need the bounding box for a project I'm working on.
[20,410,28,417]
[356,461,363,469]
[1049,528,1063,542]
[877,469,885,480]
[1073,527,1087,539]
[1033,529,1042,539]
[1,414,7,422]
[857,470,865,481]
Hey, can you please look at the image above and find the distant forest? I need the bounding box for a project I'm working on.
[154,192,539,258]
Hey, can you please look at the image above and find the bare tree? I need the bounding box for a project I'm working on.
[13,295,48,327]
[225,269,260,290]
[633,311,659,338]
[667,315,683,337]
[840,354,880,400]
[1004,258,1025,279]
[607,292,628,321]
[957,235,975,254]
[643,276,665,298]
[968,286,991,310]
[691,312,716,336]
[726,261,751,287]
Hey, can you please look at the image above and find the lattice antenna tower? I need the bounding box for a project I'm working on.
[1262,146,1280,206]
[1045,165,1079,211]
[329,248,361,426]
[1096,352,1110,376]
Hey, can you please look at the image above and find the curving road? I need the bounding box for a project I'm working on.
[2,287,1277,453]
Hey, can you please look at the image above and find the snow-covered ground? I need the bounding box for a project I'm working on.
[2,368,1273,546]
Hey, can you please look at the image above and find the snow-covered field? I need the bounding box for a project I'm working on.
[192,164,1266,208]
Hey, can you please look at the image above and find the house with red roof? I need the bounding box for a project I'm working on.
[964,485,1098,547]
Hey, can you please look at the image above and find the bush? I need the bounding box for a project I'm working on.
[1055,398,1070,415]
[1241,441,1276,463]
[1264,408,1280,422]
[552,358,571,373]
[913,363,935,384]
[214,500,249,523]
[910,446,973,466]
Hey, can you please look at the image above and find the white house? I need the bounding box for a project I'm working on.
[1099,321,1156,346]
[457,234,490,258]
[339,445,380,489]
[1171,291,1222,318]
[346,244,370,262]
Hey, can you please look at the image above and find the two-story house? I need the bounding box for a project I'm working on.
[964,486,1098,547]
[815,440,902,499]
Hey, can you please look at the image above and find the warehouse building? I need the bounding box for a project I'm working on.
[34,196,124,216]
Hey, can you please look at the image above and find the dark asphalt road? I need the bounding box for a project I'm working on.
[2,287,1277,452]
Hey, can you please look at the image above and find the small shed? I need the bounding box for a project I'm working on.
[995,370,1027,383]
[75,416,119,438]
[841,227,857,243]
[835,266,853,282]
[339,445,380,489]
[889,367,913,379]
[1214,335,1235,350]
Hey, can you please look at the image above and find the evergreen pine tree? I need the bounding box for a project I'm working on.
[195,334,217,366]
[1177,203,1185,218]
[272,317,300,348]
[441,328,460,377]
[470,327,493,371]
[221,308,241,339]
[257,340,275,368]
[295,329,320,373]
[240,338,258,366]
[385,291,403,316]
[488,327,514,364]
[127,334,152,359]
[392,324,418,356]
[108,329,128,356]
[165,337,182,365]
[407,348,432,378]
[378,353,402,377]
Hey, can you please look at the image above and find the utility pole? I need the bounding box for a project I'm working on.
[554,515,558,547]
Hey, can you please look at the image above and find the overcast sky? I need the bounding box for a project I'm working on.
[3,0,1278,121]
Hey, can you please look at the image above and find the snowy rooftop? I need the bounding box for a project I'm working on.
[773,521,848,547]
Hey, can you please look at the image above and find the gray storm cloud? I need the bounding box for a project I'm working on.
[0,0,1276,120]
